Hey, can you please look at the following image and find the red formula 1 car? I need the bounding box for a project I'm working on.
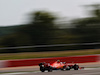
[39,60,84,72]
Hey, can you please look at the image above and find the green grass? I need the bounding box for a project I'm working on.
[0,49,100,60]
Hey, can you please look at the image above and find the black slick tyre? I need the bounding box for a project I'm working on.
[48,67,52,72]
[74,65,79,70]
[40,67,45,72]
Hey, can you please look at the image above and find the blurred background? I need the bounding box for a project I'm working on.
[0,0,100,53]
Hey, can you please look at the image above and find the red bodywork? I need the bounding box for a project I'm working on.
[51,61,68,69]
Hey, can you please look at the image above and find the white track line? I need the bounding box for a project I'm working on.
[84,68,100,70]
[73,72,100,75]
[0,72,29,75]
[1,68,100,75]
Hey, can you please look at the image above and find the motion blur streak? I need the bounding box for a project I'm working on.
[0,42,100,50]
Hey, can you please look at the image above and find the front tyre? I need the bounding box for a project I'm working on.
[74,65,79,70]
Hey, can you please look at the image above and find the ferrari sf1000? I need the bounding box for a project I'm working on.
[39,60,84,72]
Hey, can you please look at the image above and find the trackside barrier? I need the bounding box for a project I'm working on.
[0,60,8,68]
[5,55,100,67]
[98,54,100,61]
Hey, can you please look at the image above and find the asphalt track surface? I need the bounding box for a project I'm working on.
[19,68,100,75]
[1,62,100,75]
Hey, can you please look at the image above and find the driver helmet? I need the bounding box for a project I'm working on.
[57,60,60,63]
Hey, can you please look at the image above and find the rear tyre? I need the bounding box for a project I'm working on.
[40,67,45,72]
[48,67,52,72]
